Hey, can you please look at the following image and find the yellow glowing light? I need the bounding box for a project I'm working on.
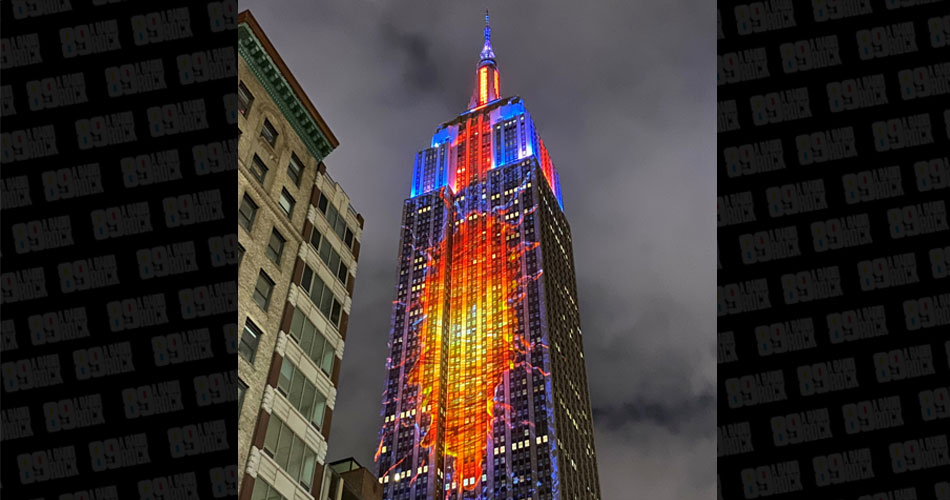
[479,67,488,104]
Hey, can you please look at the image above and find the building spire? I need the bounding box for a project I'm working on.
[479,8,495,64]
[470,8,500,108]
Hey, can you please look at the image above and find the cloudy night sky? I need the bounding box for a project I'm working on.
[240,1,715,498]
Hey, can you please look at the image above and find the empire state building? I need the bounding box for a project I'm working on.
[375,12,601,500]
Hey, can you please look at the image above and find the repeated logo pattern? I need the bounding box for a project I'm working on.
[1,1,238,498]
[718,1,949,499]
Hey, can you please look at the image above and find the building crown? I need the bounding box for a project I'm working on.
[469,9,501,109]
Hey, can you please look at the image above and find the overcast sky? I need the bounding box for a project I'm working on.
[241,1,715,498]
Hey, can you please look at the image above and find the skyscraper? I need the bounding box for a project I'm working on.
[375,12,601,500]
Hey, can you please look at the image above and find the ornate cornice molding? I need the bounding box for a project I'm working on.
[238,23,334,162]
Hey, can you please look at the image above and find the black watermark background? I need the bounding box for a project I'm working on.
[718,1,949,499]
[2,1,238,498]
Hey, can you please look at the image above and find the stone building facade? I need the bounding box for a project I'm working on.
[237,10,364,500]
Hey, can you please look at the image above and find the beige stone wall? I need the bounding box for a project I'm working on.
[237,54,322,488]
[236,46,365,499]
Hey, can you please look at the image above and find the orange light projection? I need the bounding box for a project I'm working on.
[479,67,488,105]
[493,71,499,101]
[442,208,520,493]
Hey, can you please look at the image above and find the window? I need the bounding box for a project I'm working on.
[267,229,285,265]
[310,228,349,287]
[262,415,317,490]
[287,153,304,186]
[238,379,248,412]
[261,119,278,146]
[317,194,352,247]
[238,244,245,266]
[239,195,258,231]
[317,190,328,213]
[277,357,328,429]
[238,81,253,117]
[250,479,289,500]
[240,320,262,363]
[250,155,268,184]
[279,188,295,218]
[300,265,343,327]
[288,308,337,376]
[253,271,275,311]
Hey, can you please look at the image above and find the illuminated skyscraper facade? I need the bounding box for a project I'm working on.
[375,13,601,500]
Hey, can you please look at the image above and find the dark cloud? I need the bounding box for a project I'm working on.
[241,1,714,499]
[593,392,715,435]
[378,23,443,94]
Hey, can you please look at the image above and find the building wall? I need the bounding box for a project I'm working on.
[237,11,364,500]
[376,97,601,500]
[237,52,320,487]
[535,169,601,500]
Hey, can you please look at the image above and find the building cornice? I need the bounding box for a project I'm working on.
[238,10,338,162]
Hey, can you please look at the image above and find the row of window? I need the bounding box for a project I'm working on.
[310,225,350,287]
[239,194,296,240]
[288,308,336,376]
[250,479,289,500]
[238,81,279,151]
[250,151,305,190]
[316,190,355,251]
[300,265,343,328]
[242,292,339,374]
[278,357,328,430]
[262,414,318,490]
[240,189,296,231]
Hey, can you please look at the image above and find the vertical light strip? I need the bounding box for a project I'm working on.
[479,67,488,105]
[494,70,499,100]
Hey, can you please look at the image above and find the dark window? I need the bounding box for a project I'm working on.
[253,271,275,310]
[250,154,268,184]
[240,320,262,363]
[337,263,348,285]
[279,188,295,217]
[238,244,245,266]
[267,229,285,264]
[299,265,342,328]
[317,192,328,213]
[261,119,278,146]
[287,153,304,186]
[238,379,248,412]
[238,82,253,117]
[344,228,354,248]
[239,195,258,231]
